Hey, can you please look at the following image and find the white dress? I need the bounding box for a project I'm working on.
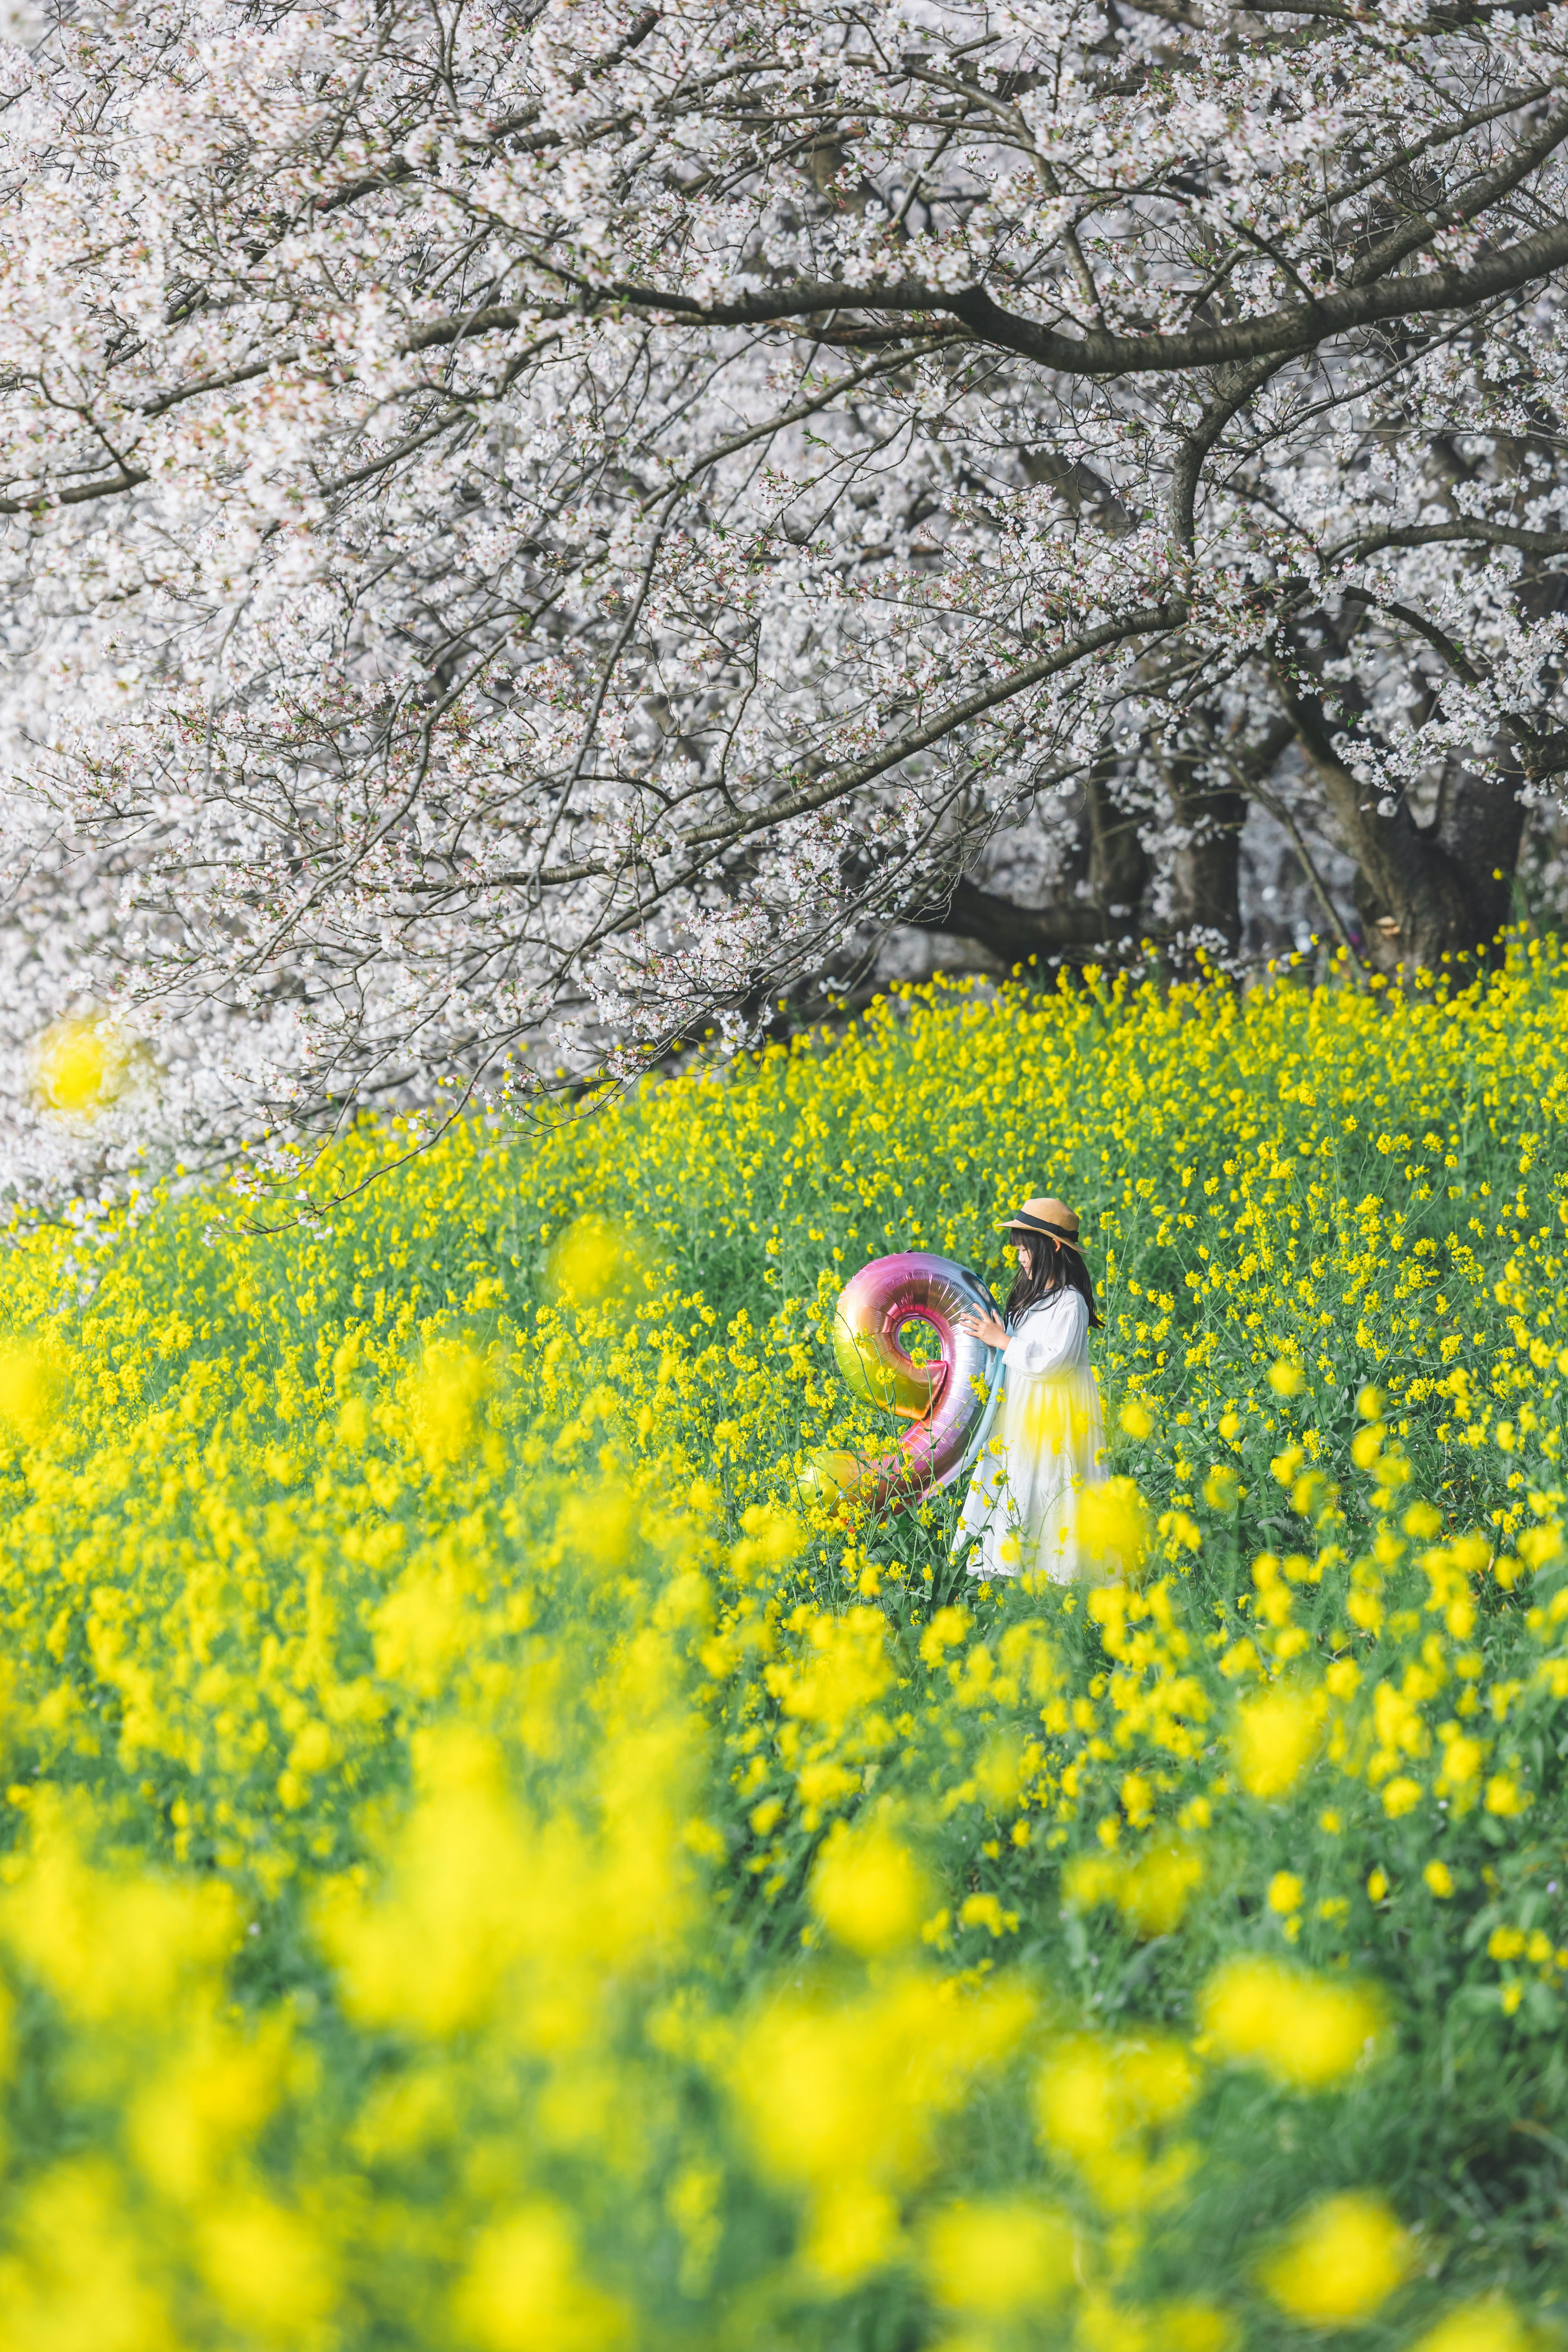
[953,1288,1107,1583]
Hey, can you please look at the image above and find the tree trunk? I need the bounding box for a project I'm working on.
[1158,751,1245,956]
[1168,784,1245,953]
[1082,766,1148,928]
[906,767,1151,967]
[1276,669,1524,970]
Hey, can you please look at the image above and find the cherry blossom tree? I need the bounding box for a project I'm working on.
[1,0,1567,1198]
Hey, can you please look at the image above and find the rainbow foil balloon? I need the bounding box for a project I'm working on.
[804,1251,1005,1513]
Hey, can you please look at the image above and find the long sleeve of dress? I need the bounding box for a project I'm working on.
[1004,1291,1088,1377]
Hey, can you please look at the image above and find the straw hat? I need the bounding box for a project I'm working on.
[1001,1195,1084,1246]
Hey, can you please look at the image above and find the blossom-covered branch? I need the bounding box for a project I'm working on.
[0,0,1566,1200]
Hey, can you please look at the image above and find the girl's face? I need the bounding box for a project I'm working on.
[1016,1242,1031,1272]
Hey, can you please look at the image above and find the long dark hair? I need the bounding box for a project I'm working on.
[1003,1229,1102,1330]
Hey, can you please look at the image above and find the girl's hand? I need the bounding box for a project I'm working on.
[955,1309,1007,1351]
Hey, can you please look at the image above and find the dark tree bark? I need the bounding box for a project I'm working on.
[1163,773,1246,953]
[907,767,1152,966]
[1275,663,1524,969]
[906,874,1112,964]
[1082,767,1148,922]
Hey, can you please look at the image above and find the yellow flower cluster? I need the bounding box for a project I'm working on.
[0,941,1565,2343]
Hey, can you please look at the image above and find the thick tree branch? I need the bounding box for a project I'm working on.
[547,216,1568,379]
[906,873,1116,960]
[0,465,148,516]
[1326,518,1568,563]
[1337,587,1487,684]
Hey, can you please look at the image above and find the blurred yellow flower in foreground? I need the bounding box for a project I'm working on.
[31,1016,138,1116]
[5,1813,237,2023]
[1119,1393,1154,1439]
[405,1337,491,1470]
[129,2015,292,2202]
[1036,2035,1198,2212]
[200,2194,334,2339]
[923,2196,1075,2315]
[810,1816,930,1956]
[1078,1476,1150,1580]
[1232,1687,1322,1800]
[1259,2193,1411,2325]
[1065,1843,1205,1939]
[457,2203,629,2352]
[765,1606,893,1735]
[0,2159,176,2352]
[0,1345,62,1443]
[734,1973,1032,2283]
[1142,2298,1237,2352]
[545,1214,648,1310]
[1413,2298,1533,2352]
[315,1735,553,2036]
[1200,1957,1382,2090]
[1039,2034,1197,2151]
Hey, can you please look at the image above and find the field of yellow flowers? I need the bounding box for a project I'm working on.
[2,944,1568,2351]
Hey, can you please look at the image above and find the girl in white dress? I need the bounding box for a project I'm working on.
[952,1196,1107,1583]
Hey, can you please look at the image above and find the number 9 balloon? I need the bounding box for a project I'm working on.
[802,1251,1006,1513]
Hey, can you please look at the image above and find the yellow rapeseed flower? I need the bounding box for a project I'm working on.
[1119,1394,1155,1440]
[405,1336,492,1470]
[922,2198,1075,2315]
[1233,1688,1321,1800]
[200,2194,335,2339]
[1199,1958,1382,2091]
[1259,2193,1412,2325]
[1412,2299,1533,2352]
[809,1817,931,1956]
[31,1016,138,1116]
[0,1345,62,1444]
[1063,1844,1204,1939]
[1077,1476,1151,1580]
[735,1974,1033,2283]
[545,1214,648,1309]
[455,2204,629,2352]
[1036,2035,1198,2211]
